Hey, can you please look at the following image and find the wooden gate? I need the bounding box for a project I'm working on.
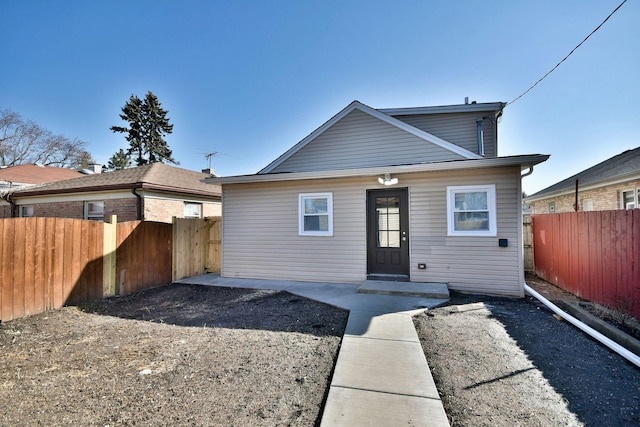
[172,216,221,281]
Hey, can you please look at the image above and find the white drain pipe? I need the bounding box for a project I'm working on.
[524,283,640,368]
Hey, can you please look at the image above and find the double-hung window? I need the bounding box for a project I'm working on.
[299,193,333,236]
[447,185,497,236]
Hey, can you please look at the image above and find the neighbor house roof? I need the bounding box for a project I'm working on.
[12,163,221,198]
[0,163,84,185]
[258,100,498,174]
[526,146,640,201]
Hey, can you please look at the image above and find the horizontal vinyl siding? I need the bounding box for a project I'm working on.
[222,167,523,296]
[270,110,465,173]
[222,178,368,283]
[394,113,497,158]
[405,167,522,296]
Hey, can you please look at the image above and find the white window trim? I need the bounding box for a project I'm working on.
[184,202,203,218]
[298,192,333,236]
[84,201,105,221]
[447,185,497,237]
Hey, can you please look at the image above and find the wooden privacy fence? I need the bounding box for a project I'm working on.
[532,210,640,320]
[173,216,221,281]
[1,216,219,322]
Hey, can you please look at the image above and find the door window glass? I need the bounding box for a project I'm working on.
[376,196,400,248]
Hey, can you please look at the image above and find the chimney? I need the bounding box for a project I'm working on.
[88,164,102,174]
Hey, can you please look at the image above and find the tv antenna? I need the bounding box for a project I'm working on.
[204,152,218,170]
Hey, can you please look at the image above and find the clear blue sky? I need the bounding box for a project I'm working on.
[1,0,638,195]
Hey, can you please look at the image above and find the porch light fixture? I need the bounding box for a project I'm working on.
[378,173,398,186]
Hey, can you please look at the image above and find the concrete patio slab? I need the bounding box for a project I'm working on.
[321,386,449,427]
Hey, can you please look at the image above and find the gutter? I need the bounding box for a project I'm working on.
[209,154,550,185]
[11,182,221,199]
[524,283,640,368]
[1,191,17,217]
[132,187,143,220]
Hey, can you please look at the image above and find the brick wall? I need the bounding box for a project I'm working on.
[530,179,640,213]
[144,198,221,223]
[10,196,220,222]
[105,199,138,222]
[30,200,85,219]
[0,203,11,218]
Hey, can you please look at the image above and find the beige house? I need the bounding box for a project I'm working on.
[208,100,548,296]
[7,163,221,223]
[525,146,640,213]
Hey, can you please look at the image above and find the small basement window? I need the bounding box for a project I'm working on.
[299,192,333,236]
[447,185,497,236]
[84,201,104,221]
[184,202,203,218]
[19,205,35,217]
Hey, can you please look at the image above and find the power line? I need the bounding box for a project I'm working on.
[507,0,627,107]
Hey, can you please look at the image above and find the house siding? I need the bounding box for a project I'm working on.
[269,109,466,173]
[529,178,640,213]
[392,112,497,158]
[221,166,523,296]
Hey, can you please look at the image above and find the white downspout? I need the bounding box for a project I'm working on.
[524,283,640,368]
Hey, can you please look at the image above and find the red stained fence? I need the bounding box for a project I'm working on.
[533,210,640,319]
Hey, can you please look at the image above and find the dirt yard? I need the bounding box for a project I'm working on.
[0,284,348,426]
[2,281,639,427]
[414,293,640,427]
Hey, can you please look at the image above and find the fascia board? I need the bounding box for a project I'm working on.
[258,100,482,174]
[211,154,549,185]
[379,102,505,115]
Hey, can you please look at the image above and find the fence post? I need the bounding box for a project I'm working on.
[103,215,117,296]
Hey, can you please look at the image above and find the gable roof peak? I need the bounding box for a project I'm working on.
[258,100,482,174]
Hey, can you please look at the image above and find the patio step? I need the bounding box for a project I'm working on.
[358,280,450,299]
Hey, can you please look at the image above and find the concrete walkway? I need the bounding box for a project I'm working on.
[175,274,450,426]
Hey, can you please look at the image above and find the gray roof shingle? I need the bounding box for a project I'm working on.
[529,146,640,198]
[12,163,221,198]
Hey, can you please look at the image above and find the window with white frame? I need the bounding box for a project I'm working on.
[447,185,497,236]
[84,201,104,221]
[582,198,594,212]
[19,205,35,217]
[184,202,203,218]
[299,192,333,236]
[621,189,637,209]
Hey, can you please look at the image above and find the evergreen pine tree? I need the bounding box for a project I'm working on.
[105,148,131,171]
[142,92,175,164]
[110,91,176,166]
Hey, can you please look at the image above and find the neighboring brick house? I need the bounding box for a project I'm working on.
[525,147,640,213]
[0,164,85,218]
[7,163,221,222]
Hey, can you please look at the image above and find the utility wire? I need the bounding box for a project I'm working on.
[507,0,627,107]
